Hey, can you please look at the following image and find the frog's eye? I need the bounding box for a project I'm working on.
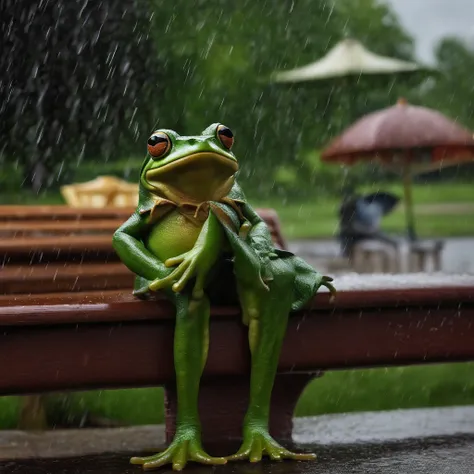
[217,124,234,150]
[147,132,171,158]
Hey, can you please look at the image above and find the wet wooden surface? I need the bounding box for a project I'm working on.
[0,205,285,293]
[1,274,473,322]
[1,263,134,295]
[0,206,134,221]
[0,205,281,231]
[1,274,473,396]
[0,219,125,235]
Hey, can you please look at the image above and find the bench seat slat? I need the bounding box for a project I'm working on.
[0,220,126,235]
[1,236,119,265]
[0,263,134,294]
[1,235,114,252]
[0,206,134,221]
[1,279,473,325]
[0,288,473,395]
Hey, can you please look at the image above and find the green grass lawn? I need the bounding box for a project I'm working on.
[253,182,474,239]
[3,182,474,239]
[3,363,474,429]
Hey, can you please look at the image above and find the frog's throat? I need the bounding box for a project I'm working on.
[144,152,239,204]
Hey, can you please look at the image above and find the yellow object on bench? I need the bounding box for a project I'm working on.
[60,176,139,207]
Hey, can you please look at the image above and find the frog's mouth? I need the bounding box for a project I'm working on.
[145,152,239,203]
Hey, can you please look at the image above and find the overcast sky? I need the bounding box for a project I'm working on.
[385,0,474,64]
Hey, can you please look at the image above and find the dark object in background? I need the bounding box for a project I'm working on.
[339,191,400,257]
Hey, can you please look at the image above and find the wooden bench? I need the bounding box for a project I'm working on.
[1,270,474,445]
[0,204,286,429]
[0,205,285,296]
[1,205,474,446]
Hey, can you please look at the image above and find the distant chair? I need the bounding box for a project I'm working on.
[60,176,138,208]
[338,190,444,273]
[351,238,444,274]
[408,239,444,273]
[351,240,400,273]
[338,190,400,258]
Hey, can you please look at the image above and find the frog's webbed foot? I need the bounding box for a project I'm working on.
[226,427,316,463]
[130,428,226,471]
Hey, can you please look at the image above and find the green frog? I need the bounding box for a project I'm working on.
[112,123,335,471]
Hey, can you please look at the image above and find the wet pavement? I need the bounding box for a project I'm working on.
[2,435,474,473]
[289,237,474,274]
[2,407,474,473]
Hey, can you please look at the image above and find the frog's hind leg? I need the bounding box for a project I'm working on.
[130,293,226,471]
[228,265,317,463]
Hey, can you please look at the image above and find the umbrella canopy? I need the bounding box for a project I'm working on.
[321,99,474,240]
[272,38,420,83]
[322,98,474,172]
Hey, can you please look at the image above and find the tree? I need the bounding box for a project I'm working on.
[0,0,161,192]
[148,0,416,195]
[414,36,474,180]
[420,37,474,130]
[1,0,417,196]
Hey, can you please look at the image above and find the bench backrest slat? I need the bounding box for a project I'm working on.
[0,205,133,221]
[0,205,287,295]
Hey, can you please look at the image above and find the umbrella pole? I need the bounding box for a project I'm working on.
[402,165,417,242]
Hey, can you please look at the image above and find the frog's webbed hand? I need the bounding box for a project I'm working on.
[149,211,224,298]
[149,246,210,298]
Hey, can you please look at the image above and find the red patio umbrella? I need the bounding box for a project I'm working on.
[321,98,474,240]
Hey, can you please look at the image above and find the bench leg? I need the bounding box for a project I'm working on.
[164,372,319,450]
[18,395,48,430]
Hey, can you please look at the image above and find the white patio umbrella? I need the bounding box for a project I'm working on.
[271,38,424,125]
[271,38,426,191]
[272,38,420,83]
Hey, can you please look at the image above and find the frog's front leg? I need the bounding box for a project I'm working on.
[227,273,317,463]
[130,293,226,471]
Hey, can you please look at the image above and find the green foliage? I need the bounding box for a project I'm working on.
[2,0,472,200]
[419,37,474,131]
[71,157,144,184]
[3,363,474,428]
[0,0,161,192]
[0,157,144,201]
[0,397,19,429]
[256,182,474,239]
[296,363,474,416]
[44,389,165,426]
[143,0,416,198]
[0,162,24,198]
[267,148,395,199]
[336,0,417,62]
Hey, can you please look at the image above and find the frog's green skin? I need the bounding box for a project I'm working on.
[112,123,335,471]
